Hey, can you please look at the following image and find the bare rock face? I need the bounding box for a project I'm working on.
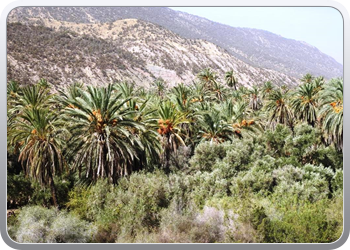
[8,7,340,88]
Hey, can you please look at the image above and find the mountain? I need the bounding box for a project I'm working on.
[8,7,343,88]
[7,20,297,88]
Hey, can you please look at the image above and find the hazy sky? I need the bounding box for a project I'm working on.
[170,7,343,64]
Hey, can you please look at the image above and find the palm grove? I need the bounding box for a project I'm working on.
[7,70,343,243]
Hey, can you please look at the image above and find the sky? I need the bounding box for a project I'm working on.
[170,7,343,64]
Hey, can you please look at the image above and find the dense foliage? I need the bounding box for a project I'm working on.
[7,71,343,243]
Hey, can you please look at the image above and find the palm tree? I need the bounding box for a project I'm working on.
[170,83,192,112]
[261,81,275,99]
[37,78,50,89]
[13,84,52,111]
[197,68,217,89]
[313,76,325,93]
[265,88,293,129]
[130,98,162,168]
[62,84,145,183]
[189,81,211,105]
[198,109,234,143]
[8,108,66,208]
[157,101,188,168]
[300,73,314,84]
[248,86,263,111]
[152,78,167,97]
[7,80,22,123]
[211,81,227,102]
[225,70,238,90]
[220,100,257,138]
[319,78,343,150]
[291,83,318,126]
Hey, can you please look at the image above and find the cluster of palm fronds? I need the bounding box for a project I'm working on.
[7,70,343,206]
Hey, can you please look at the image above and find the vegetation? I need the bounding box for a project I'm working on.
[7,72,343,243]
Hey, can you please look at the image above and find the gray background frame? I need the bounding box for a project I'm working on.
[1,0,348,249]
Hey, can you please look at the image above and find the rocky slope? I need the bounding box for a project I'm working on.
[7,19,298,88]
[8,6,343,80]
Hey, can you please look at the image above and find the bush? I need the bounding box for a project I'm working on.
[100,171,170,241]
[188,169,230,207]
[272,165,304,185]
[231,167,274,195]
[189,141,229,172]
[259,198,341,243]
[14,206,95,243]
[156,202,226,243]
[332,169,343,193]
[264,124,292,157]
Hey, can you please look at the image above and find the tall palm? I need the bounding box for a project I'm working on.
[319,78,343,150]
[198,109,234,143]
[248,86,263,111]
[131,98,162,168]
[225,70,238,90]
[157,101,188,168]
[8,108,66,207]
[265,88,293,129]
[13,84,52,111]
[189,81,211,105]
[152,78,167,97]
[56,82,84,109]
[261,81,275,99]
[63,84,145,183]
[300,73,314,84]
[197,68,217,89]
[170,83,192,112]
[221,100,257,138]
[313,76,325,93]
[211,81,227,102]
[291,83,318,127]
[7,80,22,123]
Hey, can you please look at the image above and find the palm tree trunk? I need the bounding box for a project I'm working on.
[48,170,59,209]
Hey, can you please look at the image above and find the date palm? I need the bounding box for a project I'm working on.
[291,83,318,127]
[152,78,167,98]
[198,108,234,143]
[157,101,188,168]
[248,86,263,111]
[63,84,145,183]
[171,83,192,112]
[11,84,52,113]
[265,88,293,129]
[8,108,66,208]
[319,78,343,150]
[300,73,314,84]
[221,100,257,138]
[197,68,217,90]
[225,70,238,90]
[261,81,275,99]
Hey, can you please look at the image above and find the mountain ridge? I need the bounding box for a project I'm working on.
[7,20,298,88]
[7,7,342,87]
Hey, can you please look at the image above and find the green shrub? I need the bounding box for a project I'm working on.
[102,171,170,240]
[272,165,304,185]
[205,196,262,243]
[259,198,341,243]
[188,169,230,207]
[264,124,292,157]
[231,167,274,195]
[222,139,254,173]
[189,141,229,172]
[332,169,343,193]
[7,172,32,207]
[155,202,225,243]
[14,206,95,243]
